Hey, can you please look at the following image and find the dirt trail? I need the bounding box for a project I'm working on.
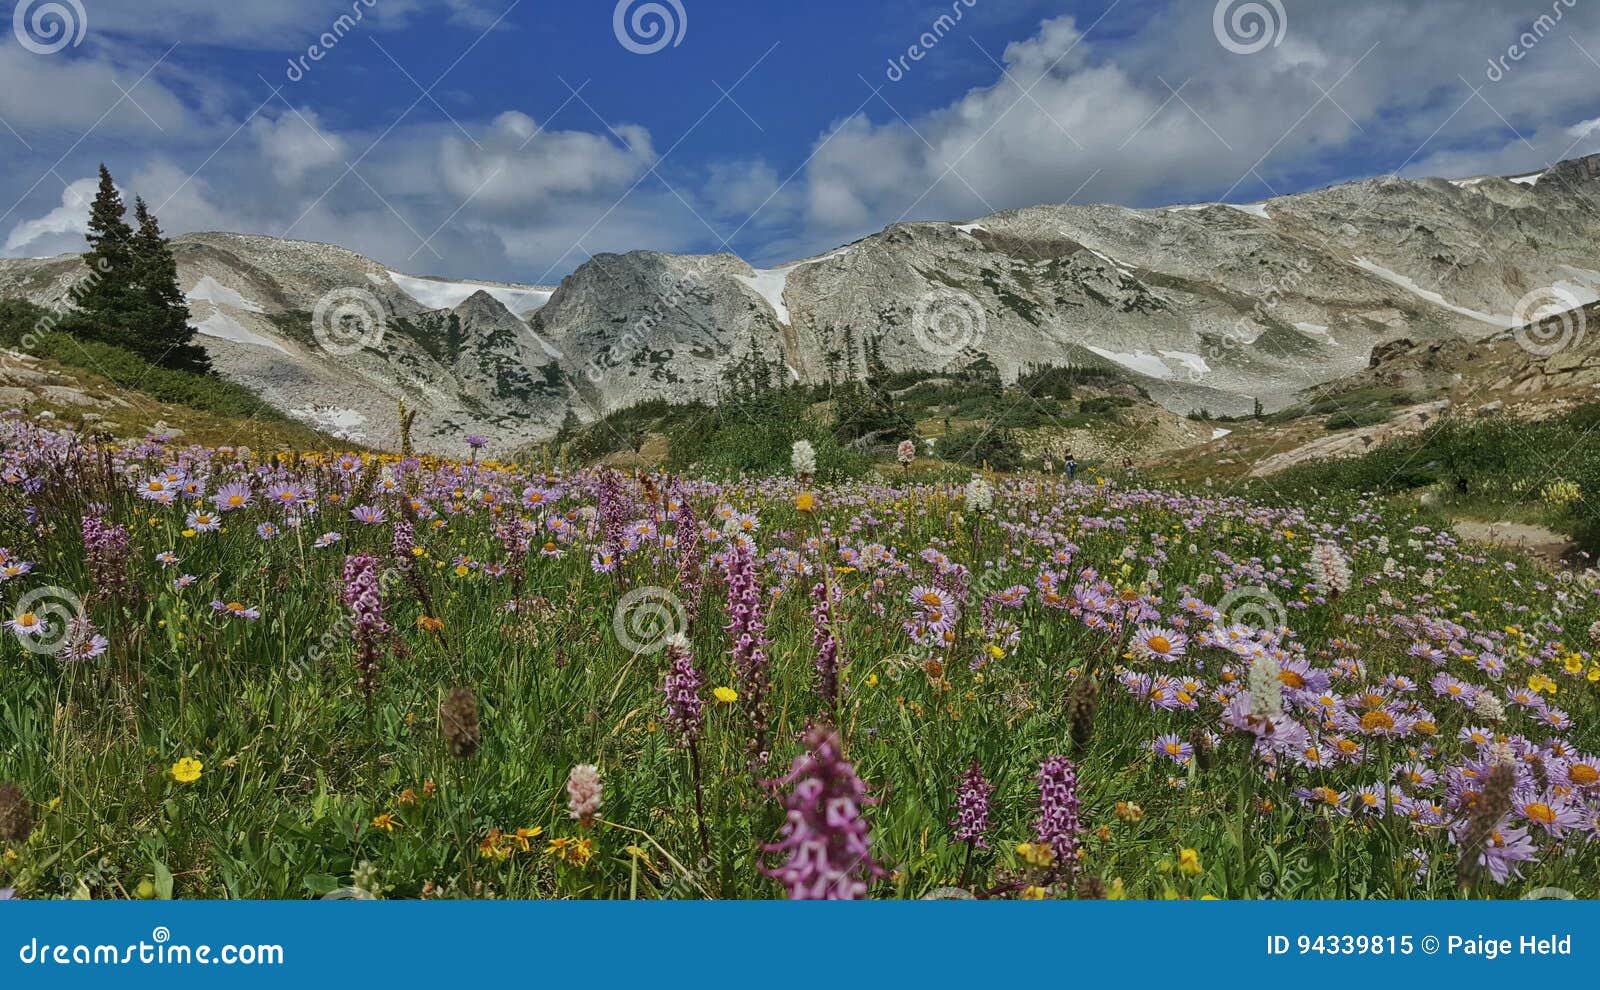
[1451,518,1577,568]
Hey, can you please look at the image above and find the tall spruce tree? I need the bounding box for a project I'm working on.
[131,197,208,372]
[74,165,208,372]
[77,164,140,333]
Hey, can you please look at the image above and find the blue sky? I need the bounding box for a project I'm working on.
[2,0,1599,283]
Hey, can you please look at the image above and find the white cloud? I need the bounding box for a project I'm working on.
[3,177,96,256]
[436,111,656,212]
[250,109,350,185]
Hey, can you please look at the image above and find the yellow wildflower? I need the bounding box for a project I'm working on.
[168,757,203,784]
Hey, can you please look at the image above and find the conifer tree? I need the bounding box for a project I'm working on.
[131,196,208,372]
[76,164,140,330]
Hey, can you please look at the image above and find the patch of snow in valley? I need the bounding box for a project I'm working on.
[1509,171,1544,186]
[1552,266,1600,307]
[1158,351,1210,378]
[735,247,855,326]
[1211,428,1233,440]
[1088,346,1199,381]
[953,223,987,234]
[1227,203,1271,219]
[1350,257,1513,328]
[388,271,553,317]
[195,311,289,354]
[186,276,264,313]
[289,405,367,441]
[1294,322,1335,345]
[735,266,793,324]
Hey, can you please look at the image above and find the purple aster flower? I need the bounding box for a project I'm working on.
[762,726,887,899]
[212,481,254,512]
[210,600,261,620]
[351,504,386,525]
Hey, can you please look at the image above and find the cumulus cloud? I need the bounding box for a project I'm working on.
[250,109,350,185]
[795,2,1600,242]
[436,110,656,212]
[3,177,96,256]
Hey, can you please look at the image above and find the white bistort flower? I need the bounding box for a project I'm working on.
[964,475,994,513]
[1307,540,1353,596]
[1247,654,1284,719]
[791,440,817,477]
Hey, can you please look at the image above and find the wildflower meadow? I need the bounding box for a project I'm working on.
[1,418,1598,901]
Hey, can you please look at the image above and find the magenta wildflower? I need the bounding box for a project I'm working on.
[341,554,389,703]
[1034,755,1082,878]
[809,580,841,708]
[951,760,993,850]
[725,539,773,771]
[662,637,704,747]
[762,726,886,900]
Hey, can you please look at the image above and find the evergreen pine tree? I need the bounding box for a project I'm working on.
[131,197,208,372]
[76,164,140,335]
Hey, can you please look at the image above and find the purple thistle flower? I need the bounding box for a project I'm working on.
[951,760,993,849]
[1034,755,1082,877]
[762,726,886,900]
[662,637,704,747]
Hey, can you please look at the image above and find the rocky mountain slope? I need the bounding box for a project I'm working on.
[3,155,1599,453]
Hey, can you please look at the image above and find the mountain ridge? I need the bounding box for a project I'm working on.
[3,154,1598,453]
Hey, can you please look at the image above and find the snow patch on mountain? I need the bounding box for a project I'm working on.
[1351,257,1513,328]
[194,310,289,354]
[388,271,553,317]
[186,276,264,313]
